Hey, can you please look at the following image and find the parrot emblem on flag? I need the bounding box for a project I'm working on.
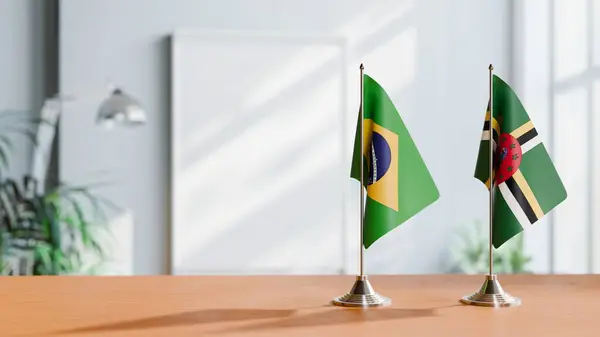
[495,133,522,185]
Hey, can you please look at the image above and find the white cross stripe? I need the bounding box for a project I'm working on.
[520,135,541,154]
[498,182,530,228]
[480,131,497,150]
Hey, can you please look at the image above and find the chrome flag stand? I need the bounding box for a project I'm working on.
[332,64,390,308]
[460,65,521,308]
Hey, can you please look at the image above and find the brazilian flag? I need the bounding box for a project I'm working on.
[351,74,439,248]
[474,75,567,248]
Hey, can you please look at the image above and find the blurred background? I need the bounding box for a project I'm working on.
[0,0,595,276]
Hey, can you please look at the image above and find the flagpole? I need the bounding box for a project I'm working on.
[488,64,494,276]
[359,63,365,277]
[459,64,520,307]
[331,63,389,307]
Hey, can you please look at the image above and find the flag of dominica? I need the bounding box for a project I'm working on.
[474,75,567,248]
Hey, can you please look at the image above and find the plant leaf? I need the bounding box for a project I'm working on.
[0,144,9,169]
[35,244,53,272]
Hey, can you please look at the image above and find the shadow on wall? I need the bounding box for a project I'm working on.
[364,0,506,274]
[169,0,504,275]
[172,0,425,275]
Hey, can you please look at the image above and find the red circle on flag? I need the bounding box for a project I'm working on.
[495,133,522,185]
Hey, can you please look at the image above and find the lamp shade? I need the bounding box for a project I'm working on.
[96,88,146,127]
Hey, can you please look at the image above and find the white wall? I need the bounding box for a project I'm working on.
[0,0,47,178]
[59,0,511,275]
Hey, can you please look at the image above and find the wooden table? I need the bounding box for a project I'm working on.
[1,275,599,336]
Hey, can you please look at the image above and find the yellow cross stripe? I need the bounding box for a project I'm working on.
[511,121,534,139]
[512,169,544,219]
[484,169,496,189]
[484,111,501,136]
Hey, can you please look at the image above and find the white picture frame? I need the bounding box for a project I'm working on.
[170,30,353,275]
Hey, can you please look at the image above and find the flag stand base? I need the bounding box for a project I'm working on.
[460,274,521,307]
[331,275,391,308]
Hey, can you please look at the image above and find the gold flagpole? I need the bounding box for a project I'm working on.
[460,64,521,307]
[331,63,390,307]
[488,64,494,277]
[359,63,365,277]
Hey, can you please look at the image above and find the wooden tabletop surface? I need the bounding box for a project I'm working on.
[1,275,599,337]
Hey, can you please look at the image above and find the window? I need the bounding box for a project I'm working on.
[515,0,599,274]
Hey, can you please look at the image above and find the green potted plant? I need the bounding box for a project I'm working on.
[0,111,116,275]
[448,219,532,274]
